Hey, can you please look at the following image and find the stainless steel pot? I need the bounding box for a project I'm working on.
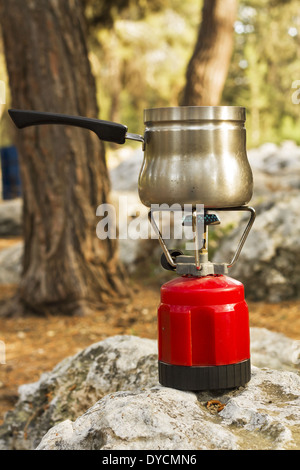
[8,106,253,208]
[140,106,253,208]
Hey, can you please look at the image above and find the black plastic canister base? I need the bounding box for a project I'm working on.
[158,359,251,391]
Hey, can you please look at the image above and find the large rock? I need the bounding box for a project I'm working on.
[250,327,300,371]
[109,148,143,193]
[213,191,300,302]
[248,140,300,195]
[37,367,300,451]
[105,148,150,272]
[0,332,299,451]
[0,335,158,450]
[0,199,22,236]
[212,141,300,301]
[0,242,23,284]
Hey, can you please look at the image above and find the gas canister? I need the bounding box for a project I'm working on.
[158,275,251,390]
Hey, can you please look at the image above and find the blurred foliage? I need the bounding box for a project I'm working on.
[1,0,300,148]
[223,0,300,146]
[83,0,300,147]
[84,0,201,134]
[82,0,173,28]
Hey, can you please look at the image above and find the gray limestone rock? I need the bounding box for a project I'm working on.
[0,242,23,284]
[0,332,299,451]
[0,199,22,236]
[211,141,300,302]
[213,191,300,302]
[0,335,158,450]
[36,367,300,451]
[250,327,300,371]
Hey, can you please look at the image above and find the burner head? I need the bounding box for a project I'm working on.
[182,213,221,227]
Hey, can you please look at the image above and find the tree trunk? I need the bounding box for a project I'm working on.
[0,0,130,316]
[181,0,237,106]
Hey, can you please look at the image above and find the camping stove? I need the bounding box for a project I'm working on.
[8,105,256,391]
[148,206,256,391]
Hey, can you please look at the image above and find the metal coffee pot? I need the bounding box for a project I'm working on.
[9,106,253,208]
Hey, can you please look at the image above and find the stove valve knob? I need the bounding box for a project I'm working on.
[160,249,183,271]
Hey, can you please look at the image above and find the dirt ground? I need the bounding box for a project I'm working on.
[0,238,300,426]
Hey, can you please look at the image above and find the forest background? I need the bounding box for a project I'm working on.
[1,0,300,150]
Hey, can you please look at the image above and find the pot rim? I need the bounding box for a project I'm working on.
[144,106,246,123]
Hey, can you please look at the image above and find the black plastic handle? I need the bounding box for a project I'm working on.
[8,109,128,145]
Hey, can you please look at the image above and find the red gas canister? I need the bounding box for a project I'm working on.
[158,275,251,390]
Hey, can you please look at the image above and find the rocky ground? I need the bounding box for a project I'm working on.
[0,334,299,450]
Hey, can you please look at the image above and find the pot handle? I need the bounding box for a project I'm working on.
[8,109,132,145]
